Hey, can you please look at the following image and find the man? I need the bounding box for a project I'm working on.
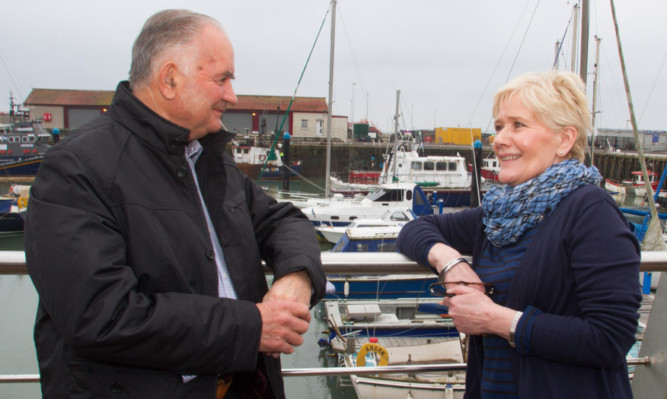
[25,9,326,399]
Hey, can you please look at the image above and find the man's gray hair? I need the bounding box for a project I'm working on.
[129,9,221,89]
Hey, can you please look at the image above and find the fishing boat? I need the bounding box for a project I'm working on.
[231,136,302,180]
[339,136,471,189]
[0,96,52,177]
[604,171,659,196]
[468,156,500,182]
[334,134,487,207]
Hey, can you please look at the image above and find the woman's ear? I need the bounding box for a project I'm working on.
[558,126,577,155]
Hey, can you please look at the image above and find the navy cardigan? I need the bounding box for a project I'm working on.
[397,184,642,398]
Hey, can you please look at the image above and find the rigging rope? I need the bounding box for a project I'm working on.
[467,0,534,132]
[257,6,330,183]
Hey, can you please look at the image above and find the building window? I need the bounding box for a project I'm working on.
[301,119,308,129]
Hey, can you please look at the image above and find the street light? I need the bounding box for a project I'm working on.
[351,82,357,124]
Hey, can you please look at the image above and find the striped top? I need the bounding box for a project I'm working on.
[476,228,537,398]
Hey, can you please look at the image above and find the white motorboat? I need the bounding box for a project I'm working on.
[301,183,433,228]
[315,207,415,244]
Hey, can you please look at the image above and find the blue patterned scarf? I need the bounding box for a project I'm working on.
[482,159,602,247]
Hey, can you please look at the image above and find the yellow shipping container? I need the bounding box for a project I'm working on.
[435,127,481,145]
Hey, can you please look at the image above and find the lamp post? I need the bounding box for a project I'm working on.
[351,82,357,124]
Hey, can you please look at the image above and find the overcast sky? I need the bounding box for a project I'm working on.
[1,0,665,134]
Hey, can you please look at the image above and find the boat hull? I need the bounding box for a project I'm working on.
[325,274,437,300]
[237,162,303,180]
[0,157,43,176]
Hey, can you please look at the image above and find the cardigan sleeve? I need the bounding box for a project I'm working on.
[397,207,484,270]
[513,191,642,368]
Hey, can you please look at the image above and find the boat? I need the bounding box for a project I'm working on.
[323,298,457,339]
[330,224,403,253]
[338,336,466,399]
[325,273,437,300]
[231,135,302,180]
[0,96,52,177]
[322,298,465,398]
[619,207,663,290]
[468,156,500,182]
[320,208,437,300]
[604,171,659,196]
[333,135,488,207]
[0,184,30,233]
[300,183,433,228]
[340,136,472,190]
[315,207,415,244]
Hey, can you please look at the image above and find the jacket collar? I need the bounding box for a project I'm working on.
[109,81,236,154]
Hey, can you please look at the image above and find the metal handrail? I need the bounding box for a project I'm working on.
[3,250,667,275]
[0,357,652,383]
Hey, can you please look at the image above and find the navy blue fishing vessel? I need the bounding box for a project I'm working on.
[0,96,52,176]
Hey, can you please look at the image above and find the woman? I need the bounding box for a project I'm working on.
[397,70,641,398]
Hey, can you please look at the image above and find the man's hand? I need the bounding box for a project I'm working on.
[258,270,314,358]
[256,300,310,356]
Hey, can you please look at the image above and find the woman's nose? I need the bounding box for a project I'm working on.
[493,126,508,148]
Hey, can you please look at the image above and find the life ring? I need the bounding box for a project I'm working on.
[17,197,28,209]
[259,154,267,161]
[356,341,389,367]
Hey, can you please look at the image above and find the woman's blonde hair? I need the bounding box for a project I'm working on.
[492,70,590,162]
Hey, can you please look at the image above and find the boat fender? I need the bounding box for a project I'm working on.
[356,339,389,367]
[343,281,350,297]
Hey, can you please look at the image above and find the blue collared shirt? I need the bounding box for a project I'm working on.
[184,140,237,299]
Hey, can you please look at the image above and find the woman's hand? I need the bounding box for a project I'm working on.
[443,285,516,338]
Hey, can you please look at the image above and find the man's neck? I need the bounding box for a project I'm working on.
[133,85,172,123]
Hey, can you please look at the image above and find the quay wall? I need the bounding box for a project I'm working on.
[279,143,667,182]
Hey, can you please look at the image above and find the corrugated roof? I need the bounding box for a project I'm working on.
[25,89,115,106]
[228,95,328,113]
[24,89,328,113]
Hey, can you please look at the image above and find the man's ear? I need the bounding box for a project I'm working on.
[157,62,178,99]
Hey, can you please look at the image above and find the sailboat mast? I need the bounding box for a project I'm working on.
[571,3,580,73]
[609,0,663,250]
[579,0,590,84]
[590,36,601,165]
[391,90,400,180]
[324,0,336,198]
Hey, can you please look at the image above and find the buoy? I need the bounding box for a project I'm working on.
[356,340,388,367]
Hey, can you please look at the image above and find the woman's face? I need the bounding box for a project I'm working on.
[492,95,564,186]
